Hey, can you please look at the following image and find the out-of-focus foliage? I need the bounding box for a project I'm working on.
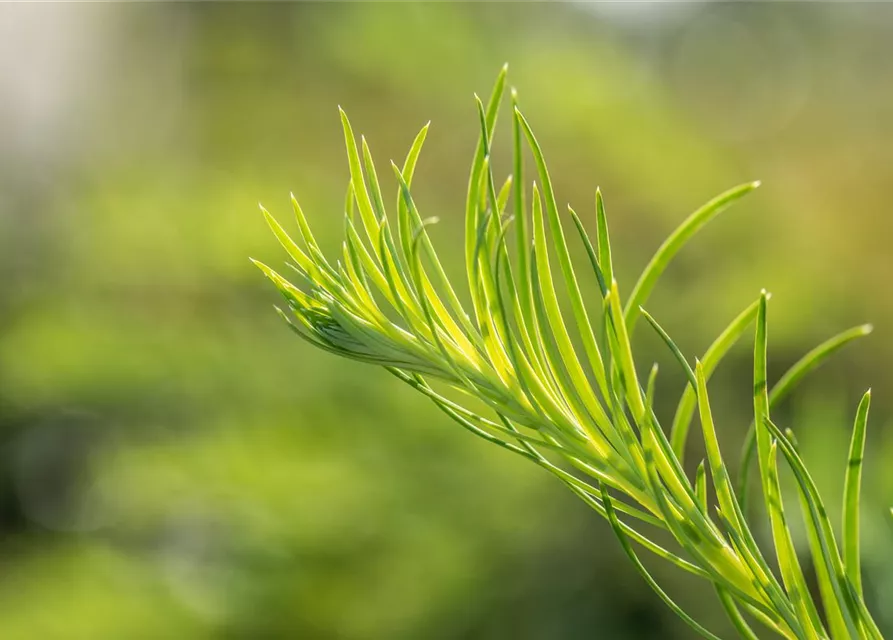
[0,3,891,639]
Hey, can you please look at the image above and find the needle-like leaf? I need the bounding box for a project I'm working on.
[843,390,871,599]
[625,182,760,334]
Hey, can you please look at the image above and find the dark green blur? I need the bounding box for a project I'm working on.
[0,3,891,638]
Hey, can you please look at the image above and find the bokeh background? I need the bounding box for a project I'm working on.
[0,3,891,638]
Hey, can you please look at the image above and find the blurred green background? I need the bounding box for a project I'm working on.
[0,3,891,638]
